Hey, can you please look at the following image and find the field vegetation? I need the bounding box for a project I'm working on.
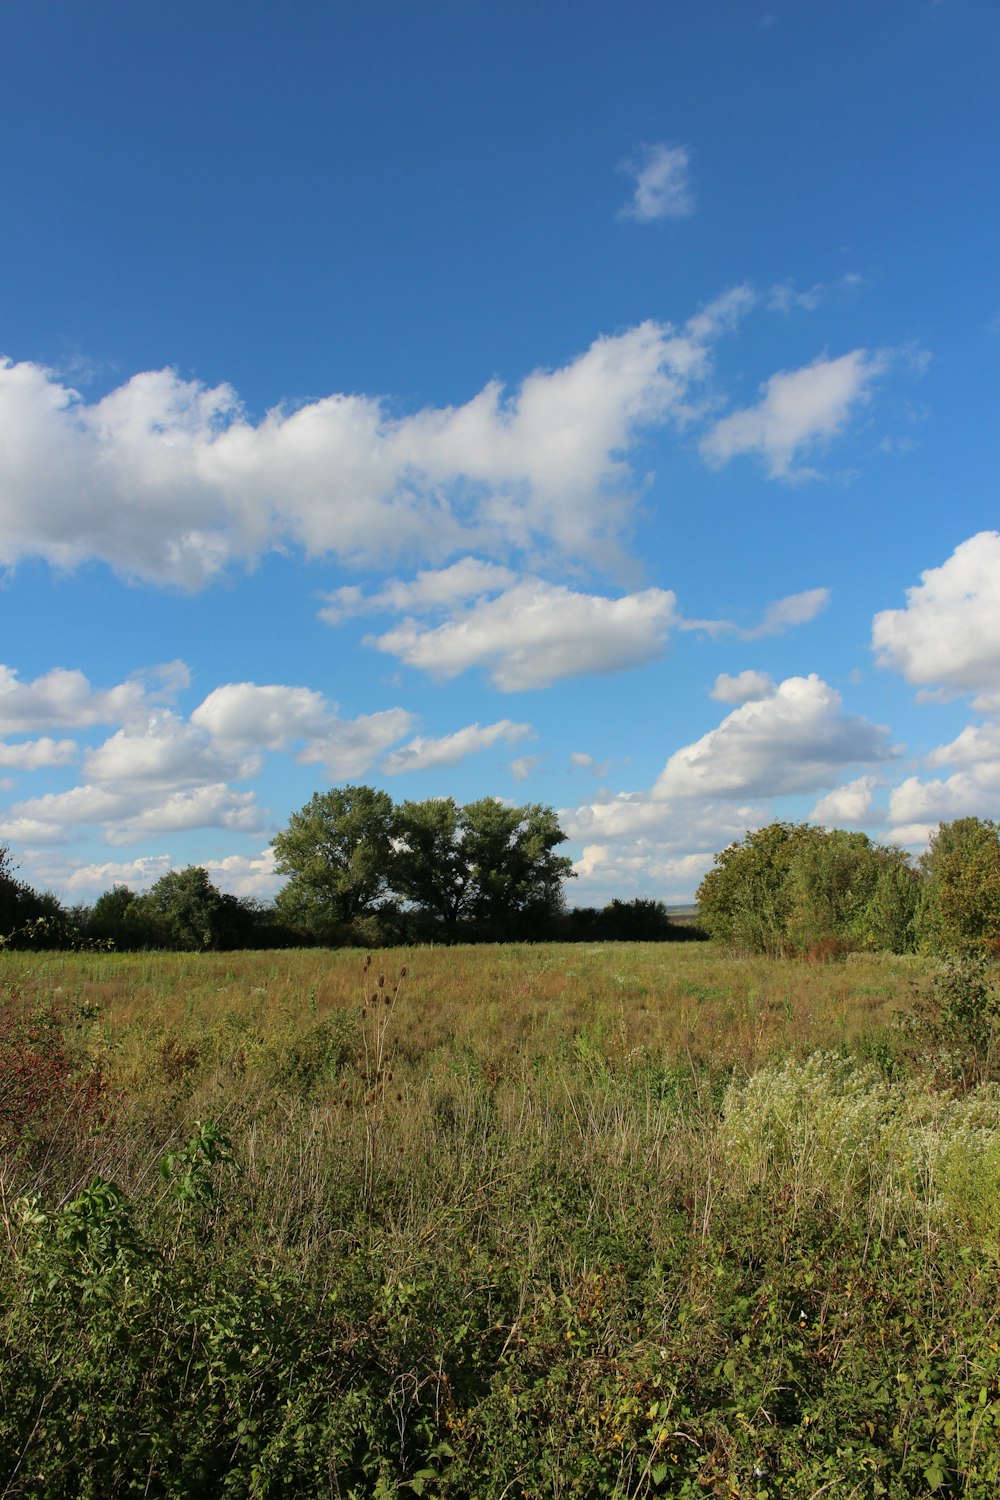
[2,941,999,1497]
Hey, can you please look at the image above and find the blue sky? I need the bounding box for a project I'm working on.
[1,0,998,907]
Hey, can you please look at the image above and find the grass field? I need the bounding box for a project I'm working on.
[2,944,998,1498]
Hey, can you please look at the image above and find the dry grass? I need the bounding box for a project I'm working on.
[0,940,924,1083]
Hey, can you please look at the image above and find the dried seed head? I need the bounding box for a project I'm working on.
[363,954,372,970]
[400,966,408,978]
[384,994,392,1006]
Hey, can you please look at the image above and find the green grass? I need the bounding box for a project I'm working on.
[1,944,998,1498]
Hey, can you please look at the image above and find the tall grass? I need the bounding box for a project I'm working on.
[1,943,997,1497]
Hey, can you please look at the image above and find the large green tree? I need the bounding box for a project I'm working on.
[697,822,919,956]
[392,796,574,934]
[272,785,396,940]
[917,817,1000,953]
[133,866,252,951]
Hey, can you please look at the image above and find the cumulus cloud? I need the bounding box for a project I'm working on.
[883,713,1000,846]
[0,312,735,586]
[382,720,533,775]
[0,667,417,850]
[369,580,679,690]
[872,532,1000,708]
[700,350,886,479]
[42,854,177,896]
[618,143,695,222]
[30,848,280,902]
[1,782,264,847]
[810,775,883,826]
[0,737,77,770]
[927,720,1000,769]
[83,711,256,789]
[710,670,775,704]
[0,661,186,733]
[653,674,894,800]
[191,682,415,778]
[561,675,895,902]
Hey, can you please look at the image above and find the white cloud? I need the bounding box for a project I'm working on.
[767,273,864,315]
[0,661,186,733]
[204,849,281,901]
[882,712,1000,843]
[0,313,731,586]
[570,751,611,777]
[0,737,77,770]
[3,782,264,846]
[30,848,280,902]
[653,674,894,800]
[191,682,415,778]
[810,775,883,826]
[510,754,542,783]
[927,720,1000,769]
[887,772,996,831]
[560,676,893,902]
[700,350,885,478]
[872,532,1000,708]
[41,854,177,896]
[320,558,518,624]
[369,580,679,690]
[571,843,717,906]
[710,670,775,704]
[382,720,533,775]
[83,711,256,789]
[618,143,695,222]
[744,587,831,637]
[683,587,830,642]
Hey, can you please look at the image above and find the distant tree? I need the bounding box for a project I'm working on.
[392,798,468,929]
[599,897,678,941]
[697,823,816,956]
[784,829,918,955]
[86,885,144,948]
[0,846,71,947]
[697,822,918,956]
[392,796,575,937]
[133,867,242,951]
[272,786,396,942]
[917,817,1000,954]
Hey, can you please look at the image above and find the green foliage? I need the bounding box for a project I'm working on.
[900,950,1000,1089]
[393,796,574,936]
[697,822,919,957]
[133,866,258,951]
[272,784,397,939]
[918,817,1000,954]
[273,786,574,942]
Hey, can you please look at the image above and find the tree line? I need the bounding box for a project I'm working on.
[4,792,998,955]
[696,816,1000,957]
[0,787,689,951]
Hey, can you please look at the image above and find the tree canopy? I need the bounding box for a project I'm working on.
[272,788,574,942]
[696,822,920,957]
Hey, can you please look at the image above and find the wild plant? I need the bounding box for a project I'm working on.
[359,953,406,1207]
[899,950,1000,1089]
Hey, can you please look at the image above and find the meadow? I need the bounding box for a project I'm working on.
[1,943,998,1498]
